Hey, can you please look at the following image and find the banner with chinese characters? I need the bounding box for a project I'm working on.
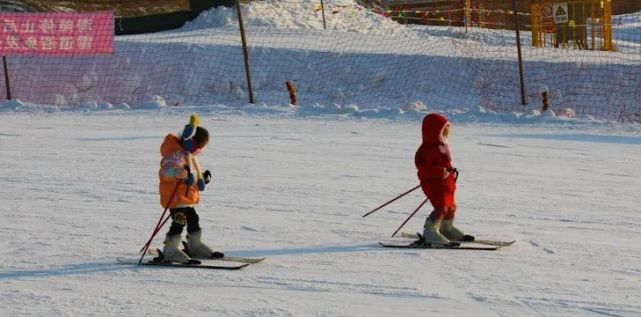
[0,12,114,56]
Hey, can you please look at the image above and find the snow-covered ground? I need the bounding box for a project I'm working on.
[1,2,640,315]
[1,111,641,316]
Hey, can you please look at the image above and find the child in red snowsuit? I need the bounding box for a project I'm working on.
[415,113,473,245]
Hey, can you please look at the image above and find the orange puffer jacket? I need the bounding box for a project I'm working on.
[159,134,200,208]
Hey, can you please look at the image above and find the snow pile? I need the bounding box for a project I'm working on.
[613,10,641,44]
[183,0,413,37]
[0,97,606,126]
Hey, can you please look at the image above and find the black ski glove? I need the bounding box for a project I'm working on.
[203,170,212,184]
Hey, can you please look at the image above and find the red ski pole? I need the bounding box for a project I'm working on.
[139,182,179,253]
[150,212,173,244]
[140,212,173,257]
[391,198,428,237]
[139,211,173,255]
[362,185,420,218]
[138,182,180,264]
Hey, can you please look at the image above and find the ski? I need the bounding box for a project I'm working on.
[471,240,515,247]
[399,232,515,247]
[116,257,249,270]
[218,256,265,264]
[378,242,500,250]
[149,248,265,264]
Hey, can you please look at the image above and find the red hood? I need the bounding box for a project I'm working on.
[160,134,184,157]
[421,113,449,145]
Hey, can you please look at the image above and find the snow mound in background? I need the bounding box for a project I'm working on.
[613,10,641,43]
[183,0,413,37]
[0,98,613,126]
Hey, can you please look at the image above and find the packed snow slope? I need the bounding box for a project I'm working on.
[1,2,640,315]
[1,111,640,316]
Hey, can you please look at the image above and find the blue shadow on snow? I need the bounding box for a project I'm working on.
[495,133,641,145]
[0,244,386,280]
[225,243,383,258]
[77,136,159,142]
[0,261,130,281]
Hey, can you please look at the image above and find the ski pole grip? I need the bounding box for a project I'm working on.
[447,168,459,182]
[184,164,191,196]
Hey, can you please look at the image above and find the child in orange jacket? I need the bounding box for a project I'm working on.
[415,113,474,245]
[158,114,223,263]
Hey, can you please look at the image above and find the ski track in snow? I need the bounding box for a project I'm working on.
[1,112,640,316]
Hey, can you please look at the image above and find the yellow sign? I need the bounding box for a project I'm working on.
[553,2,569,24]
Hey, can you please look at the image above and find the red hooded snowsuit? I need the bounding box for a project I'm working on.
[415,114,457,219]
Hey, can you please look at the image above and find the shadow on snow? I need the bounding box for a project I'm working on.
[496,133,641,145]
[224,243,383,258]
[0,261,131,280]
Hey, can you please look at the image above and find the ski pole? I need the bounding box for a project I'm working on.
[184,164,191,197]
[139,181,179,253]
[139,211,173,255]
[362,185,420,218]
[391,198,428,237]
[138,182,180,264]
[150,212,173,243]
[139,212,173,260]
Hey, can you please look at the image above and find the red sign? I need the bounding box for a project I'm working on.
[542,3,555,33]
[0,12,114,56]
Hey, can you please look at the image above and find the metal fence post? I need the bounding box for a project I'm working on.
[321,0,327,30]
[236,0,254,104]
[3,56,11,100]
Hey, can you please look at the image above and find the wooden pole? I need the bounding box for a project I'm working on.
[591,2,596,50]
[320,0,327,30]
[2,56,11,100]
[513,0,526,106]
[285,81,297,105]
[531,2,541,47]
[602,0,613,51]
[236,0,254,104]
[465,0,471,32]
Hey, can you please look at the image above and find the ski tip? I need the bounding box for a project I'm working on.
[473,239,516,247]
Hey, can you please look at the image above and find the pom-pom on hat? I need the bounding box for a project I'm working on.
[181,113,201,140]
